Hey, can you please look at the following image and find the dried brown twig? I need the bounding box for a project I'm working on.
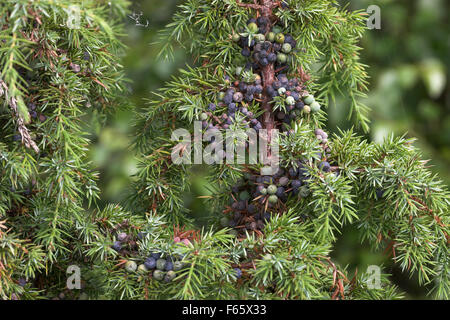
[0,79,40,153]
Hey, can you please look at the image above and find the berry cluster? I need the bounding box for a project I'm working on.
[124,251,185,283]
[112,231,137,253]
[234,18,297,72]
[111,227,193,283]
[201,74,263,133]
[221,163,314,236]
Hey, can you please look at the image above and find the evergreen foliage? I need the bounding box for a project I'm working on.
[0,0,448,300]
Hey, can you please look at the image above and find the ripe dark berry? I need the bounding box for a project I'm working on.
[319,161,331,172]
[268,53,277,63]
[276,187,285,197]
[144,257,156,270]
[261,175,273,185]
[117,232,127,241]
[279,176,289,186]
[376,189,384,200]
[257,16,270,27]
[234,268,242,279]
[291,180,302,189]
[288,167,298,177]
[112,241,122,251]
[239,82,248,92]
[165,261,174,271]
[18,278,27,287]
[151,252,161,260]
[241,47,251,57]
[137,232,146,240]
[296,101,305,110]
[70,63,81,73]
[233,92,243,102]
[273,43,282,52]
[277,111,285,120]
[244,94,254,102]
[224,94,233,105]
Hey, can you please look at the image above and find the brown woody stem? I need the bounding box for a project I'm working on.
[259,0,276,151]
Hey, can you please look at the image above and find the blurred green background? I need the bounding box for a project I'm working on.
[86,0,449,299]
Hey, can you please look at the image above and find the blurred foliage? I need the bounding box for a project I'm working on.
[88,0,448,299]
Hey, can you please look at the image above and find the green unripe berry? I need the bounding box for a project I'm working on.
[310,101,321,113]
[164,270,177,282]
[272,26,282,34]
[268,195,278,204]
[153,270,165,281]
[173,261,183,271]
[220,216,230,227]
[235,66,243,76]
[278,87,286,95]
[260,166,274,176]
[219,92,225,100]
[137,264,147,274]
[277,53,287,64]
[255,34,265,42]
[260,188,268,195]
[267,185,277,195]
[282,43,292,53]
[304,95,315,105]
[239,190,250,201]
[232,33,241,42]
[285,96,295,106]
[275,33,285,44]
[156,259,167,271]
[200,112,208,121]
[299,186,311,198]
[125,260,137,273]
[303,105,311,114]
[267,32,276,42]
[248,22,258,33]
